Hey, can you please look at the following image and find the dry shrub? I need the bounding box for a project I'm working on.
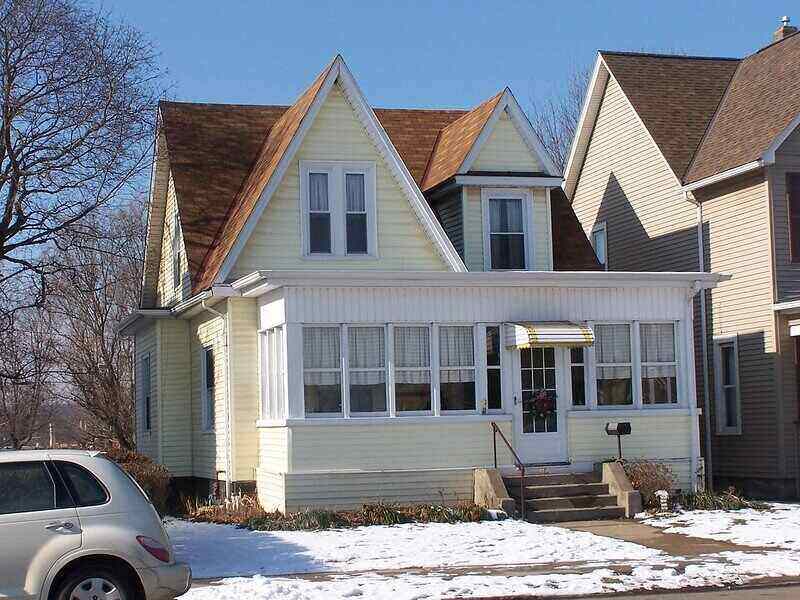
[105,449,171,514]
[677,487,770,511]
[184,494,267,524]
[621,459,676,509]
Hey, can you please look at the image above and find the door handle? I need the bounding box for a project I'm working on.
[45,521,74,531]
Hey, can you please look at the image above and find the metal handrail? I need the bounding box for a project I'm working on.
[490,422,526,520]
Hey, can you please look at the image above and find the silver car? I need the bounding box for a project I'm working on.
[0,449,191,600]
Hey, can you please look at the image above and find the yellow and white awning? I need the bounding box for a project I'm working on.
[505,321,595,349]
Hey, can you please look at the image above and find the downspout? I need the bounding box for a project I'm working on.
[201,298,233,499]
[687,191,714,490]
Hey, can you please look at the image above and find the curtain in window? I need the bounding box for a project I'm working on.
[303,327,341,414]
[309,173,329,211]
[595,324,632,406]
[348,327,386,413]
[303,326,340,369]
[394,326,430,368]
[440,326,476,410]
[596,324,631,364]
[394,326,431,411]
[439,326,473,367]
[346,173,366,212]
[640,323,676,377]
[490,198,523,233]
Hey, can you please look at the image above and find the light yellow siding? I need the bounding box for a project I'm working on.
[258,427,289,473]
[533,188,552,269]
[571,76,698,272]
[158,319,192,476]
[568,412,694,489]
[156,175,190,307]
[256,470,286,512]
[771,125,800,301]
[464,187,484,271]
[471,111,543,172]
[135,324,158,461]
[230,84,447,277]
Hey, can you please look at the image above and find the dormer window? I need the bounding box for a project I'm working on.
[481,188,533,270]
[301,161,376,258]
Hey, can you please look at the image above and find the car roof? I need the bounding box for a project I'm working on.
[0,449,104,463]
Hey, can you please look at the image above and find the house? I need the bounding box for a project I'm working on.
[566,19,800,497]
[121,56,724,513]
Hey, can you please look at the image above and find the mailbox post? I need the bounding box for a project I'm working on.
[605,422,632,460]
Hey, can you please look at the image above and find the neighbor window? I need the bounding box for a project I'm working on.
[595,324,633,406]
[172,210,182,291]
[261,326,285,420]
[201,347,215,431]
[485,325,502,411]
[788,174,800,262]
[141,354,151,432]
[592,223,607,270]
[301,161,376,257]
[641,323,678,405]
[485,192,527,270]
[348,326,387,414]
[570,347,586,406]
[439,326,476,411]
[715,338,741,434]
[303,326,342,415]
[394,326,431,413]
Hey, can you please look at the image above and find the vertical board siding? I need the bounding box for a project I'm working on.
[156,175,190,307]
[135,324,158,461]
[697,173,778,478]
[158,319,192,476]
[431,189,464,258]
[230,85,447,277]
[471,111,543,172]
[571,76,698,273]
[190,308,228,480]
[772,126,800,300]
[229,298,261,481]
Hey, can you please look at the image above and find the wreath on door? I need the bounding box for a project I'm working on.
[530,389,557,419]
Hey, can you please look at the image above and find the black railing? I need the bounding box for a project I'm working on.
[490,422,526,520]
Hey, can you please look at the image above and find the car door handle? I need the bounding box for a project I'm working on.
[45,521,75,531]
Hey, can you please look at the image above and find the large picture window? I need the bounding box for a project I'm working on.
[348,326,387,414]
[303,326,342,415]
[640,323,678,405]
[595,324,633,406]
[439,326,476,411]
[394,326,431,413]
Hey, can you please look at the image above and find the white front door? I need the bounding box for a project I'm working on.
[512,346,568,464]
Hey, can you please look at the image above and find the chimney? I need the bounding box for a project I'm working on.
[774,16,798,42]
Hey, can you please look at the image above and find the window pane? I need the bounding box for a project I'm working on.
[349,327,384,368]
[722,345,736,386]
[348,327,386,414]
[304,372,342,414]
[570,347,584,365]
[596,324,631,363]
[789,174,800,260]
[309,172,329,211]
[571,365,586,406]
[394,327,430,368]
[309,213,332,254]
[724,387,738,427]
[486,326,500,366]
[490,234,525,269]
[597,366,633,405]
[304,327,342,415]
[395,379,431,412]
[642,374,677,405]
[0,462,56,514]
[56,462,108,506]
[304,327,340,369]
[487,369,502,410]
[641,323,675,363]
[350,371,386,413]
[592,228,606,265]
[345,173,366,212]
[489,198,523,233]
[441,368,476,410]
[204,349,215,390]
[346,213,368,254]
[439,326,474,367]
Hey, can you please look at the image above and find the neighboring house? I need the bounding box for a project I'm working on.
[121,56,723,512]
[567,20,800,497]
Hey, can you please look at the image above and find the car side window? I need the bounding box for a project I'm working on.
[55,461,109,507]
[0,462,59,515]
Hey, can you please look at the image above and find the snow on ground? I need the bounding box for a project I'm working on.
[642,503,800,550]
[165,518,660,578]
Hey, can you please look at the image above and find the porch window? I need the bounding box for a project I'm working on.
[714,337,741,434]
[640,323,678,405]
[261,326,285,420]
[141,354,151,432]
[303,326,342,415]
[485,325,502,410]
[439,325,476,411]
[394,326,431,413]
[595,324,633,406]
[569,347,586,406]
[201,347,215,431]
[348,326,387,414]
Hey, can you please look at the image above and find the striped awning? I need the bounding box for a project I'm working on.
[505,321,595,349]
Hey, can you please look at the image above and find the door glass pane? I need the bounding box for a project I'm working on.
[521,347,557,433]
[0,462,56,514]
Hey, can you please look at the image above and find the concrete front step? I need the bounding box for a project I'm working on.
[525,506,626,523]
[508,482,610,499]
[527,494,619,510]
[502,473,601,487]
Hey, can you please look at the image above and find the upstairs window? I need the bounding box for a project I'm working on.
[592,222,607,270]
[788,174,800,262]
[172,210,182,291]
[301,161,376,258]
[483,189,530,270]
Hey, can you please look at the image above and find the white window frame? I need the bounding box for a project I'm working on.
[200,346,215,432]
[640,321,680,408]
[302,325,344,418]
[172,210,182,291]
[261,326,285,420]
[481,187,534,271]
[714,335,742,435]
[300,160,377,259]
[346,324,390,418]
[483,324,505,414]
[593,322,636,409]
[439,324,479,415]
[591,222,608,270]
[141,353,152,433]
[393,323,434,416]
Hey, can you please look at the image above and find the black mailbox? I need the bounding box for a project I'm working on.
[605,422,632,459]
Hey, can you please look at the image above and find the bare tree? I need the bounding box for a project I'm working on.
[529,65,591,174]
[0,306,58,448]
[49,200,144,450]
[0,0,162,326]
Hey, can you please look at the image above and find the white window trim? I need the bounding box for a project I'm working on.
[714,335,742,435]
[591,221,608,271]
[299,160,378,259]
[439,323,479,415]
[141,353,152,434]
[640,321,681,408]
[200,346,215,432]
[346,324,390,418]
[481,187,534,271]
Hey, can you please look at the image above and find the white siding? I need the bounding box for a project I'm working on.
[229,298,261,482]
[158,319,192,476]
[471,111,543,173]
[230,84,447,277]
[156,175,190,306]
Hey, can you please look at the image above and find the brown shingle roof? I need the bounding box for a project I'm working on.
[600,51,739,179]
[685,32,800,183]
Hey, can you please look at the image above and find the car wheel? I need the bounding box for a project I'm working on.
[54,567,133,600]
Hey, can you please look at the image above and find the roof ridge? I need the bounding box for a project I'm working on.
[745,28,800,57]
[600,49,741,62]
[160,100,291,109]
[374,106,469,113]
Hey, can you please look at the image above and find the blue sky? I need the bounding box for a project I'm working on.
[99,1,792,110]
